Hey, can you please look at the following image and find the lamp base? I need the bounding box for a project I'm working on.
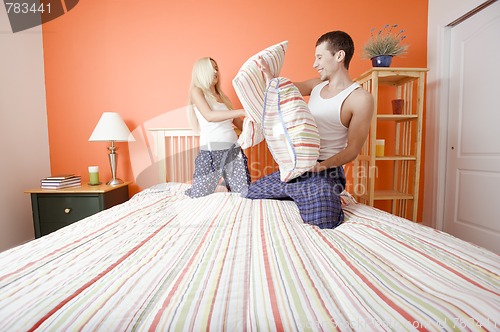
[107,178,124,186]
[106,142,123,186]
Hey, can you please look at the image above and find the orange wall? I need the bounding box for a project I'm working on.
[42,0,428,200]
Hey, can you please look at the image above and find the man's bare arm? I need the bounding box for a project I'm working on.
[294,78,323,96]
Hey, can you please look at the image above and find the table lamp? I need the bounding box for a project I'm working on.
[88,112,135,185]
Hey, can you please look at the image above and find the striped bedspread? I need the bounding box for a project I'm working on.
[0,183,498,331]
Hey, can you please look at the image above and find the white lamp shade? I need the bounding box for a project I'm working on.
[88,112,135,142]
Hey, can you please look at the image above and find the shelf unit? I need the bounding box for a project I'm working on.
[354,68,428,221]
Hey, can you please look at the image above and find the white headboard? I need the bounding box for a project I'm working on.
[149,128,278,184]
[149,128,200,183]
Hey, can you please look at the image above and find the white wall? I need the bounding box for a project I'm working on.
[0,10,51,251]
[424,0,489,228]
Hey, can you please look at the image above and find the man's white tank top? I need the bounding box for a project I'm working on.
[308,81,360,160]
[194,100,238,151]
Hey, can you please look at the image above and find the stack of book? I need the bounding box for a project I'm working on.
[40,174,81,189]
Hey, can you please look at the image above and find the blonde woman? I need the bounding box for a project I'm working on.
[185,57,251,198]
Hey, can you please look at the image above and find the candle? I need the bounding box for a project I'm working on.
[375,139,385,157]
[88,166,100,185]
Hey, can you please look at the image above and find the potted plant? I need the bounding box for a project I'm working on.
[363,24,408,67]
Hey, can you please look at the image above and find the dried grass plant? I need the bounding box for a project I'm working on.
[363,24,408,59]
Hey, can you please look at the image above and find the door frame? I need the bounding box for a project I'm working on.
[423,0,496,230]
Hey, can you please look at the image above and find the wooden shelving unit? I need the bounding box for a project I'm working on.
[353,68,428,221]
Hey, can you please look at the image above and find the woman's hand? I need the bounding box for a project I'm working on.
[257,56,274,82]
[235,109,247,118]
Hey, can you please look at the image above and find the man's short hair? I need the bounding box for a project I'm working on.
[316,31,355,69]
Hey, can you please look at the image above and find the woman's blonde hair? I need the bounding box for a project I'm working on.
[187,57,233,132]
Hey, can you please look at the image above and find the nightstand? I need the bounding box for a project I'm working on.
[25,182,130,238]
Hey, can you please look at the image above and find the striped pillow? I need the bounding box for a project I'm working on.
[232,41,288,123]
[237,117,264,149]
[263,77,320,182]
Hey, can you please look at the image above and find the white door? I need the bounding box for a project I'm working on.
[444,1,500,254]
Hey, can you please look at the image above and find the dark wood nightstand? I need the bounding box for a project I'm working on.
[25,182,130,238]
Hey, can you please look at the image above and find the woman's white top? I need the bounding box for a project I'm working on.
[308,81,360,160]
[194,100,238,151]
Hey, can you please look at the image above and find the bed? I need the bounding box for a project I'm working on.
[1,129,498,331]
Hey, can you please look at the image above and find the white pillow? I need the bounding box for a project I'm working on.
[263,77,320,182]
[237,117,265,150]
[232,41,288,124]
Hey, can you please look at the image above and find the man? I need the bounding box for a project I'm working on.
[242,31,374,229]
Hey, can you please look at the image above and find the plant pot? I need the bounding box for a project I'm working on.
[371,55,393,67]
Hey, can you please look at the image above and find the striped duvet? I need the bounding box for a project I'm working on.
[0,183,498,331]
